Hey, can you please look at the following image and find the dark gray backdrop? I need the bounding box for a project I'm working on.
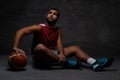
[0,0,120,57]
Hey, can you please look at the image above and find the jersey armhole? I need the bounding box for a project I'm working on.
[39,23,46,26]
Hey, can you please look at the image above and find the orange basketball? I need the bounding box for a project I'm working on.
[8,52,27,70]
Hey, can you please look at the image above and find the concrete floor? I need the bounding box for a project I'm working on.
[0,54,119,80]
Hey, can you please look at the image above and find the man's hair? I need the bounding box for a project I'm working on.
[49,8,60,18]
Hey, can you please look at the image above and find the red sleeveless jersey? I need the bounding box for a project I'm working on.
[34,24,59,50]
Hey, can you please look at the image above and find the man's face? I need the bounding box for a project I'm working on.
[46,9,59,22]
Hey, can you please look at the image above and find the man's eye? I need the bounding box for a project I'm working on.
[53,13,57,16]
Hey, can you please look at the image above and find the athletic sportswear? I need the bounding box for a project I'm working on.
[39,24,59,49]
[31,24,59,54]
[91,57,114,71]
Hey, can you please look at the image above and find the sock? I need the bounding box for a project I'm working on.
[87,57,96,65]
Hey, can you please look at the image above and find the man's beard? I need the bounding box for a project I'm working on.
[46,18,57,25]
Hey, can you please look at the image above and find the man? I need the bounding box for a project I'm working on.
[12,8,113,71]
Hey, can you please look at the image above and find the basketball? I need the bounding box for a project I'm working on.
[8,51,27,70]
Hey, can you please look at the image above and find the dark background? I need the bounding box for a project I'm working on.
[0,0,120,58]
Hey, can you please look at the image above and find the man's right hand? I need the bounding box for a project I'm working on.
[13,47,26,55]
[58,53,66,63]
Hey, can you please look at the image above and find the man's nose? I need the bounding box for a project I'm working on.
[50,14,53,17]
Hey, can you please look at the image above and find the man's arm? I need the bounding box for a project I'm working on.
[13,24,41,53]
[56,28,66,62]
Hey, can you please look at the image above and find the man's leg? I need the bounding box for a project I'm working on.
[33,44,59,67]
[64,46,91,61]
[64,45,114,71]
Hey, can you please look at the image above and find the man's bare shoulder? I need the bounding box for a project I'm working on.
[28,24,42,31]
[30,24,41,28]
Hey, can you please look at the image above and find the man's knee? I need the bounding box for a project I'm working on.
[33,44,47,59]
[70,45,81,50]
[34,44,46,51]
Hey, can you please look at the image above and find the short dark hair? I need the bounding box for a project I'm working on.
[49,8,60,18]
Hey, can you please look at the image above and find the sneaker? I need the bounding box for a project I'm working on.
[91,57,114,71]
[63,58,79,69]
